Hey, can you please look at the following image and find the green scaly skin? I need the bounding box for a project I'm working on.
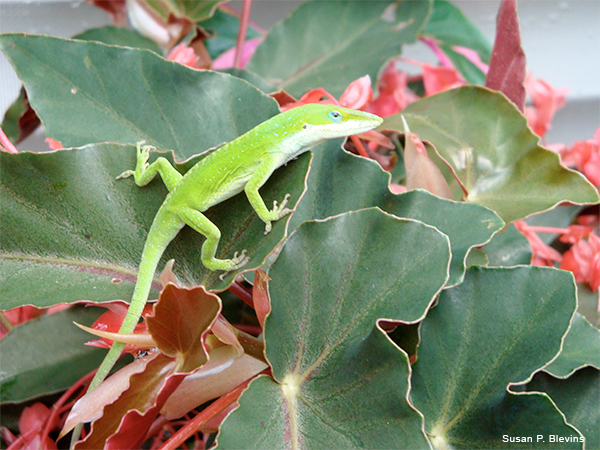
[83,103,382,404]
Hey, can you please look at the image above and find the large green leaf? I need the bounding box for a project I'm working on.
[386,86,600,223]
[290,146,504,286]
[0,34,280,159]
[216,208,451,448]
[411,266,581,449]
[74,26,162,53]
[544,313,600,378]
[0,27,163,145]
[483,223,532,267]
[0,145,310,308]
[526,368,598,449]
[0,306,106,403]
[246,0,432,98]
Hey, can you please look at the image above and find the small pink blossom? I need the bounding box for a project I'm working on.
[421,63,464,96]
[86,301,154,354]
[278,87,336,112]
[1,127,18,153]
[451,46,490,74]
[560,234,600,292]
[212,36,263,70]
[552,127,600,186]
[524,74,568,138]
[166,43,200,68]
[514,220,563,266]
[557,224,595,244]
[338,75,373,110]
[45,137,63,150]
[366,59,419,117]
[16,403,57,450]
[420,37,455,71]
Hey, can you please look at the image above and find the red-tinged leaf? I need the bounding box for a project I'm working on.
[268,90,298,108]
[211,316,243,353]
[146,284,221,373]
[253,270,271,330]
[162,346,268,420]
[74,353,180,450]
[403,118,454,200]
[61,357,150,438]
[158,259,182,287]
[485,0,526,111]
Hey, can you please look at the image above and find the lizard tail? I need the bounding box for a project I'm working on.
[87,209,183,392]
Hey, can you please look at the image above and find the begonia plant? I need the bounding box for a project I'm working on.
[1,0,598,449]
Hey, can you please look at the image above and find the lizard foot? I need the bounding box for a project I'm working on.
[136,141,153,173]
[116,141,152,180]
[264,194,293,235]
[218,250,250,281]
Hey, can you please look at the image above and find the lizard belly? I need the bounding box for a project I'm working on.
[202,174,249,209]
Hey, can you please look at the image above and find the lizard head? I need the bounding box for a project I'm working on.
[295,103,383,140]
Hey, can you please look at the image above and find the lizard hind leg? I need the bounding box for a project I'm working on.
[178,206,251,273]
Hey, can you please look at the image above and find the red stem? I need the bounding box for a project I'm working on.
[522,225,569,234]
[350,135,369,158]
[233,0,253,69]
[5,369,97,449]
[158,372,268,450]
[0,128,18,153]
[228,279,254,308]
[420,36,456,70]
[44,369,97,441]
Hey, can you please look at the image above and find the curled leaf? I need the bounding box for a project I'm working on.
[146,284,221,373]
[253,270,271,330]
[162,345,268,419]
[74,322,157,349]
[60,355,150,438]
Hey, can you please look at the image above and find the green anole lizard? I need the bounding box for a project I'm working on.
[85,103,382,394]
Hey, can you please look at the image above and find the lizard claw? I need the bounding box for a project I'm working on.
[137,141,153,172]
[272,193,291,214]
[264,222,272,235]
[116,170,134,180]
[218,250,250,281]
[116,141,153,180]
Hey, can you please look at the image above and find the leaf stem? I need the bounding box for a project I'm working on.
[233,0,253,69]
[49,370,97,443]
[228,278,254,308]
[235,328,266,364]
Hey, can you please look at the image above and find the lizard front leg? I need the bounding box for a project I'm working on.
[244,162,293,235]
[178,205,250,273]
[117,141,183,192]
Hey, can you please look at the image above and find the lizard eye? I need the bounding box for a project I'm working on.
[328,110,342,123]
